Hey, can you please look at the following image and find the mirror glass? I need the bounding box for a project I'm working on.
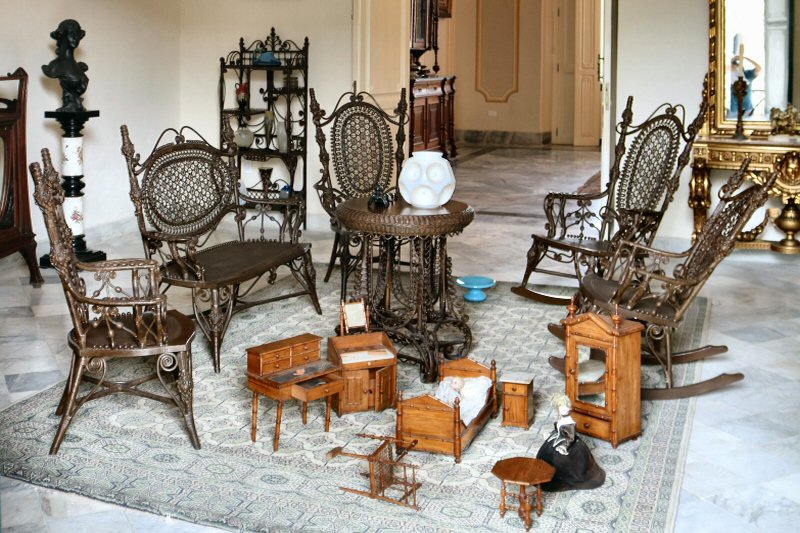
[722,0,798,122]
[576,344,607,407]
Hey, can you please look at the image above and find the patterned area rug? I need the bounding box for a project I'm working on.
[0,276,708,532]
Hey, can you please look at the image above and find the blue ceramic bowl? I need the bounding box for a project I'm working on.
[456,276,497,302]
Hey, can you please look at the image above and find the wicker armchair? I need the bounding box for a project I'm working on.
[512,90,708,305]
[558,159,778,400]
[30,149,200,454]
[310,85,408,294]
[121,124,321,372]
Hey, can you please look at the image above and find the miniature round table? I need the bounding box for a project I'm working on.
[336,197,474,382]
[491,457,555,531]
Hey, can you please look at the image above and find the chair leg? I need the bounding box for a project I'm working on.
[324,232,341,283]
[56,353,79,416]
[192,286,235,373]
[50,356,87,455]
[301,251,322,314]
[176,349,201,449]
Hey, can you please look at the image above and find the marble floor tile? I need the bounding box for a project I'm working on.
[5,370,64,393]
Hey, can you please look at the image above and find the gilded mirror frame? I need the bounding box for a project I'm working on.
[707,0,774,135]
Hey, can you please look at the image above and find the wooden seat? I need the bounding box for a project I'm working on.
[556,159,779,400]
[310,85,408,295]
[30,149,200,454]
[121,124,321,372]
[512,88,708,305]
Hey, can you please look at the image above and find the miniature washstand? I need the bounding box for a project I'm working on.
[327,300,398,415]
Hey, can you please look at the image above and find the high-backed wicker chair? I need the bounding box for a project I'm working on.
[512,92,708,305]
[560,159,778,400]
[121,124,321,372]
[30,149,200,454]
[310,85,408,293]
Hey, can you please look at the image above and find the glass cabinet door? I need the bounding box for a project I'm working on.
[575,343,607,408]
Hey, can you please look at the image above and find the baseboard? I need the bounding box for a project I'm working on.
[455,129,551,147]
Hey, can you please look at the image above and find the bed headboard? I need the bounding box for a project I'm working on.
[440,358,496,381]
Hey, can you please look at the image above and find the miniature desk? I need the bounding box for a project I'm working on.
[335,197,475,382]
[491,457,555,531]
[247,334,343,451]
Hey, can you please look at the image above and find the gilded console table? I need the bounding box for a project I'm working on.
[690,135,800,253]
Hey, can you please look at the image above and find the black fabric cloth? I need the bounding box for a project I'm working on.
[536,424,606,492]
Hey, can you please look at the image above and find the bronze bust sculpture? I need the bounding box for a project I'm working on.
[42,19,89,113]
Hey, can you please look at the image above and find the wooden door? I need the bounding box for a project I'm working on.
[551,0,576,144]
[343,370,370,413]
[412,98,427,152]
[352,0,410,111]
[374,365,395,411]
[573,0,602,146]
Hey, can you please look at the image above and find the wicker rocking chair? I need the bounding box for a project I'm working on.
[551,159,778,400]
[310,85,408,296]
[30,149,200,454]
[512,91,708,305]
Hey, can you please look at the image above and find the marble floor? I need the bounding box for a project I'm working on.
[1,146,799,532]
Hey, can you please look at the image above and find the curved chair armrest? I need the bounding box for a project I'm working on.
[314,181,348,220]
[72,258,166,305]
[140,229,195,244]
[543,188,610,239]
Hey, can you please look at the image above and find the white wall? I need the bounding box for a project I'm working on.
[616,0,708,242]
[0,0,182,245]
[1,0,352,253]
[178,0,353,229]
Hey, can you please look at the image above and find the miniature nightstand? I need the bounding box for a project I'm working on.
[500,372,535,428]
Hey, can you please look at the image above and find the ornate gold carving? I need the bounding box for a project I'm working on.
[771,105,800,136]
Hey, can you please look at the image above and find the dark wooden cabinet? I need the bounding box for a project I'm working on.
[0,68,43,286]
[409,76,455,157]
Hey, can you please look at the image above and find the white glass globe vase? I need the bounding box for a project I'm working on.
[398,151,456,209]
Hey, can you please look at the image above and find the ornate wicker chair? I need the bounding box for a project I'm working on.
[512,92,708,305]
[310,85,408,293]
[30,149,200,454]
[553,159,778,400]
[121,124,321,372]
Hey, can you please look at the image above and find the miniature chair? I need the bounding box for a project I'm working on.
[564,159,778,400]
[512,89,708,305]
[121,124,321,372]
[326,433,420,509]
[30,149,200,454]
[310,84,408,293]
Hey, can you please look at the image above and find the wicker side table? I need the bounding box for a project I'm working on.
[336,197,474,382]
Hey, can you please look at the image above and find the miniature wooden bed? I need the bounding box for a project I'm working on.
[396,358,498,463]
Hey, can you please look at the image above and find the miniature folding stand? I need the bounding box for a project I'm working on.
[327,433,421,509]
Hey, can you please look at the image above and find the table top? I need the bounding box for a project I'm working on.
[491,457,555,486]
[336,197,474,237]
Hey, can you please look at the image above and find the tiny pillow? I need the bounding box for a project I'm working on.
[433,375,493,425]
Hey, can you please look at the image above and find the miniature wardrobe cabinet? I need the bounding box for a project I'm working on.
[564,310,643,448]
